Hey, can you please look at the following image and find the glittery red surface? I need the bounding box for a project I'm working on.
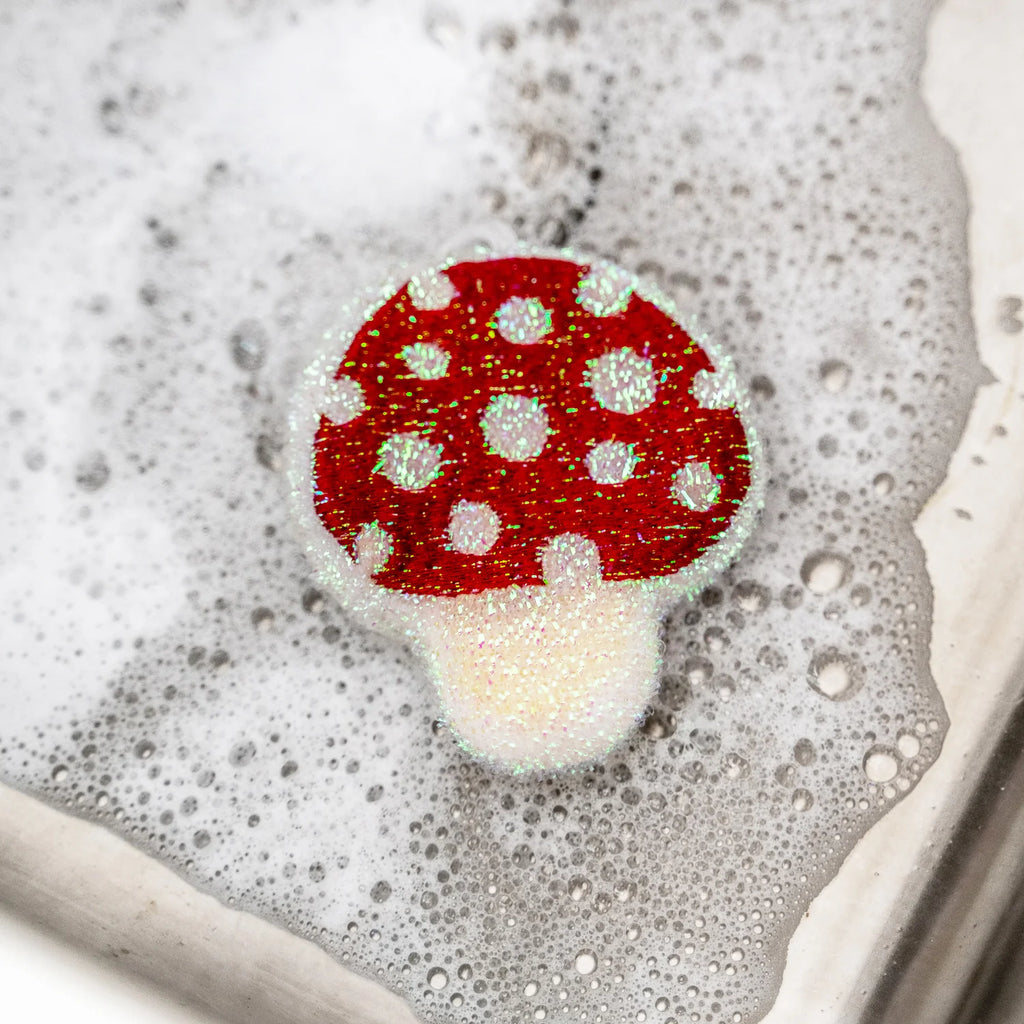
[312,257,752,596]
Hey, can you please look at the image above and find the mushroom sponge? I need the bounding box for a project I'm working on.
[290,250,761,772]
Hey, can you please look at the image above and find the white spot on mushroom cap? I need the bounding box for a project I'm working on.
[480,393,550,461]
[586,440,639,485]
[448,500,501,555]
[376,432,443,490]
[586,347,658,415]
[577,259,636,317]
[354,521,392,573]
[541,533,602,587]
[407,269,456,311]
[672,461,720,512]
[321,376,365,425]
[691,367,737,409]
[401,342,450,380]
[494,296,552,345]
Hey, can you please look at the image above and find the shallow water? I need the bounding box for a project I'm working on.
[0,2,981,1022]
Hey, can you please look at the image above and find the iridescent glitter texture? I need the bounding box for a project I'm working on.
[290,249,762,772]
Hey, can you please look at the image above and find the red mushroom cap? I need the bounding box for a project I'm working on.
[312,255,753,597]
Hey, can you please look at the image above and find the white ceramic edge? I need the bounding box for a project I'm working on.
[0,780,421,1024]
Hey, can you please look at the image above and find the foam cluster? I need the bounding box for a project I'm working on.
[0,2,981,1023]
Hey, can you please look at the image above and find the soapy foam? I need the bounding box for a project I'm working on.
[0,1,979,1023]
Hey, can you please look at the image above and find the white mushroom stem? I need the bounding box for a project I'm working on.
[419,583,661,771]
